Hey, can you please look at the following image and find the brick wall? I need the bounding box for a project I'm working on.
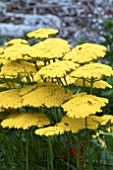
[0,0,113,46]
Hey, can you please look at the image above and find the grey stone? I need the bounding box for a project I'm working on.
[24,14,61,28]
[0,0,113,46]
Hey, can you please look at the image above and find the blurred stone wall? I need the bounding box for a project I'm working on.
[0,0,113,46]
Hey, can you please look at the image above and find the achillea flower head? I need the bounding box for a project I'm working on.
[19,84,38,96]
[1,45,22,60]
[1,112,50,129]
[20,82,72,108]
[35,115,101,136]
[1,44,38,61]
[86,116,101,130]
[35,60,79,79]
[27,28,58,39]
[64,43,107,64]
[88,115,103,124]
[0,89,22,109]
[62,93,108,118]
[56,115,101,133]
[35,126,64,136]
[74,78,112,89]
[5,39,28,47]
[1,60,36,76]
[33,38,71,60]
[70,63,113,79]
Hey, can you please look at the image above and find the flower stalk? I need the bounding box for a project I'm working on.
[25,131,29,170]
[47,137,54,170]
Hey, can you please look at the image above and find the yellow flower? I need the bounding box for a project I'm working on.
[27,28,59,39]
[5,39,28,47]
[88,115,103,124]
[64,43,107,64]
[70,63,113,80]
[92,131,106,148]
[0,60,36,76]
[19,84,38,96]
[57,115,101,133]
[35,60,79,79]
[56,116,80,133]
[62,92,108,118]
[0,89,22,109]
[1,44,38,61]
[86,116,101,130]
[1,112,50,129]
[107,126,113,133]
[35,115,101,136]
[33,38,71,60]
[100,115,113,125]
[20,82,72,108]
[35,126,64,136]
[74,78,112,89]
[98,138,106,147]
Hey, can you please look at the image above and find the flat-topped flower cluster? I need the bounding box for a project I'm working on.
[0,27,113,138]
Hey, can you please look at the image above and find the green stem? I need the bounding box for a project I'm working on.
[53,108,58,124]
[47,137,53,170]
[90,78,94,94]
[30,73,35,82]
[56,78,67,93]
[26,74,31,83]
[34,61,39,71]
[41,75,46,82]
[3,74,11,88]
[25,131,29,170]
[83,78,85,87]
[17,73,24,87]
[83,118,90,168]
[82,118,88,161]
[76,133,81,169]
[82,78,86,92]
[52,78,54,83]
[53,59,55,62]
[0,127,14,167]
[19,131,25,170]
[63,76,68,86]
[85,117,87,129]
[67,133,71,170]
[44,60,47,66]
[48,60,51,64]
